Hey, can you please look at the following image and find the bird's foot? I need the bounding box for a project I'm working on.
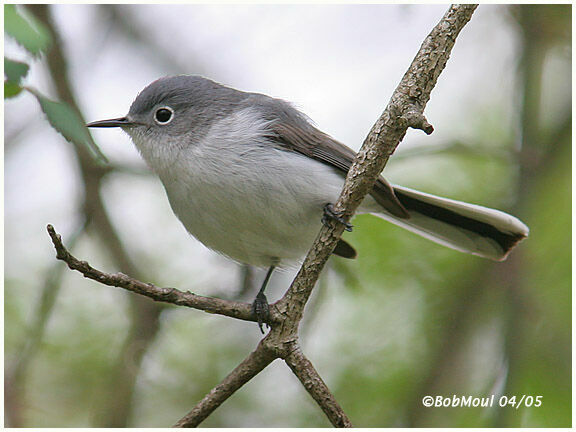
[251,291,270,334]
[322,203,353,232]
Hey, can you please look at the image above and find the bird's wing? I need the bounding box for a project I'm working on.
[269,121,409,219]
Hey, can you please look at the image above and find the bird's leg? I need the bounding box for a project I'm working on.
[252,265,275,333]
[322,203,353,232]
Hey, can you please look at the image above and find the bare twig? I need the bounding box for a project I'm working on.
[173,342,277,427]
[284,345,352,427]
[47,225,255,322]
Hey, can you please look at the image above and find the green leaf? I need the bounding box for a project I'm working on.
[4,5,51,56]
[5,58,30,84]
[5,81,23,98]
[27,88,108,163]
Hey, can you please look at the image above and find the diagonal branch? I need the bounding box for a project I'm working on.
[172,342,277,427]
[273,3,478,338]
[284,345,352,427]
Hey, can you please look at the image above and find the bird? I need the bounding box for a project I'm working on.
[87,75,529,331]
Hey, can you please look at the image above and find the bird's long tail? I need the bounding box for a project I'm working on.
[373,185,529,261]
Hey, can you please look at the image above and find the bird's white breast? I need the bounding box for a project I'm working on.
[130,108,346,267]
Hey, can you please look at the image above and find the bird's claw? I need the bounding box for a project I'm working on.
[252,291,270,334]
[322,203,353,232]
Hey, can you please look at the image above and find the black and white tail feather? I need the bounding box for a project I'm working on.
[377,185,529,261]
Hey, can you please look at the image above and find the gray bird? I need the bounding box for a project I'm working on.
[87,75,529,331]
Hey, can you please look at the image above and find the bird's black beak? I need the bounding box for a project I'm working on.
[86,117,134,128]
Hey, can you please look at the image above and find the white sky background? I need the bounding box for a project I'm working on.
[5,4,528,426]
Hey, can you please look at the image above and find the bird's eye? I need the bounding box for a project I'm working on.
[154,107,174,124]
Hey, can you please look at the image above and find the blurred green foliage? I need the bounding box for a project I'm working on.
[4,79,23,98]
[27,88,108,162]
[4,4,51,56]
[4,5,106,162]
[4,58,29,99]
[4,5,48,99]
[4,58,29,83]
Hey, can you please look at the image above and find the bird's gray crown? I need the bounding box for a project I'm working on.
[128,75,245,118]
[125,75,316,145]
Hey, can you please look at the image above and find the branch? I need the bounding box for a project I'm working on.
[173,342,276,427]
[274,3,478,337]
[284,346,352,427]
[46,225,254,322]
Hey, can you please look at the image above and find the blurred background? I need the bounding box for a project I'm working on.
[4,4,571,427]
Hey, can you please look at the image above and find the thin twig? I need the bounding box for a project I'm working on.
[47,225,255,322]
[284,345,352,427]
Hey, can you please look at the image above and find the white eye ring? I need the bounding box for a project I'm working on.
[154,106,174,125]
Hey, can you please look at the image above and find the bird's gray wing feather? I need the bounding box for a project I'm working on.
[268,121,409,219]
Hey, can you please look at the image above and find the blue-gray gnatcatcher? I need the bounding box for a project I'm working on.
[87,75,529,330]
